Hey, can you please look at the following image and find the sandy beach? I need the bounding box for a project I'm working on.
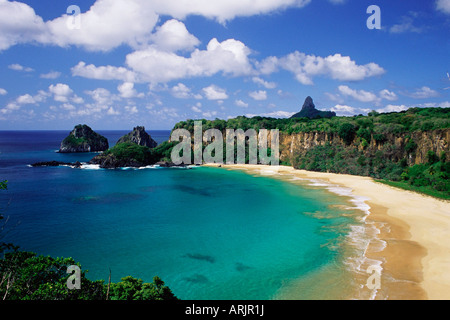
[205,164,450,300]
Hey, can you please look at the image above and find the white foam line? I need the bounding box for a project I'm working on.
[300,176,384,300]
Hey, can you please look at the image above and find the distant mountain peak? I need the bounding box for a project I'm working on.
[290,96,336,119]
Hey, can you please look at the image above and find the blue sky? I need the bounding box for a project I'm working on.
[0,0,449,130]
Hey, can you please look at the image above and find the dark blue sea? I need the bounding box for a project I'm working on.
[0,130,369,300]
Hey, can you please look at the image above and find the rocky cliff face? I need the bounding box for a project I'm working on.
[279,128,450,167]
[59,124,109,153]
[117,126,157,148]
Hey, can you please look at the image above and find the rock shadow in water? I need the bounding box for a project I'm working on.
[183,253,216,263]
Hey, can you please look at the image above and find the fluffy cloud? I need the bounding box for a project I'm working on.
[379,89,398,101]
[376,104,409,113]
[235,100,249,108]
[40,71,61,79]
[338,85,378,103]
[436,0,450,14]
[0,0,311,52]
[252,77,277,89]
[202,85,229,100]
[246,110,295,118]
[118,82,144,99]
[48,83,74,102]
[249,90,268,101]
[403,86,440,99]
[152,0,311,24]
[259,52,385,85]
[0,0,47,51]
[151,19,200,52]
[125,38,253,84]
[170,83,202,99]
[71,62,137,82]
[0,88,7,95]
[8,63,34,72]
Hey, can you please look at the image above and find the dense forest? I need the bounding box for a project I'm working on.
[172,107,450,200]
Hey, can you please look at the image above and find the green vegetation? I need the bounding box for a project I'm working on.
[62,134,87,147]
[104,141,179,165]
[0,249,178,300]
[174,107,449,135]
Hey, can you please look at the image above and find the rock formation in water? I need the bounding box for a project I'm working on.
[116,126,157,148]
[290,96,336,119]
[59,124,109,153]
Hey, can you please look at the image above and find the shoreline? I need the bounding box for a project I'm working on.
[205,164,450,300]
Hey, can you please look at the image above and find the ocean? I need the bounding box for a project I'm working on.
[0,130,374,300]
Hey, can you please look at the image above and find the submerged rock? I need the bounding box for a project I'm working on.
[59,124,109,153]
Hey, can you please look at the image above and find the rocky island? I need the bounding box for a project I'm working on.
[59,124,109,153]
[89,126,165,169]
[116,126,157,148]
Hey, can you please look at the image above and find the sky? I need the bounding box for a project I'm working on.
[0,0,449,130]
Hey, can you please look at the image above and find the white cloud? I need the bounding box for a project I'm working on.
[151,19,200,52]
[125,38,254,84]
[376,104,409,113]
[153,0,311,24]
[338,85,378,103]
[0,88,7,95]
[379,89,398,101]
[125,106,139,114]
[40,71,61,79]
[246,111,295,118]
[48,83,74,102]
[171,83,202,99]
[259,52,385,85]
[0,0,47,51]
[235,100,249,108]
[202,110,218,119]
[202,85,229,100]
[249,90,268,101]
[107,107,121,116]
[118,82,143,98]
[252,77,276,89]
[8,63,34,72]
[0,0,312,52]
[436,0,450,14]
[191,102,203,113]
[403,86,440,99]
[389,16,424,34]
[331,104,357,116]
[71,62,137,82]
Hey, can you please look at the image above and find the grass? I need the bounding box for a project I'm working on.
[375,179,450,201]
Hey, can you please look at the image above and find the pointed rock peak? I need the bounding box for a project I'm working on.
[302,96,315,111]
[117,126,157,148]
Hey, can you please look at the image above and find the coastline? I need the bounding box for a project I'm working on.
[205,164,450,300]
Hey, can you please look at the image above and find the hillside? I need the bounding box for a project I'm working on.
[171,107,450,199]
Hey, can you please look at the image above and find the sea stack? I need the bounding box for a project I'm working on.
[59,124,109,153]
[290,96,336,119]
[117,126,157,148]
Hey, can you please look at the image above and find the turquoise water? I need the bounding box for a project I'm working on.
[0,131,362,300]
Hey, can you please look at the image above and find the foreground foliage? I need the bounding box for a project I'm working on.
[0,249,178,300]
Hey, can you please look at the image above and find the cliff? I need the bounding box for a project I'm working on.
[279,129,450,168]
[59,124,109,153]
